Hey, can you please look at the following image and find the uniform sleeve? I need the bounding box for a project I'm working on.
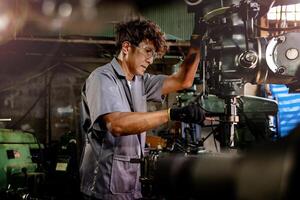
[85,72,127,128]
[143,73,167,102]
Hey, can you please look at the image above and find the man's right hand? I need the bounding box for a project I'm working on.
[169,104,205,124]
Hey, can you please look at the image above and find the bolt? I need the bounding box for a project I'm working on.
[277,66,285,74]
[245,54,255,62]
[277,36,285,43]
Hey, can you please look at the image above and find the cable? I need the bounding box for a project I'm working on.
[202,126,217,143]
[7,67,57,129]
[62,62,91,75]
[0,63,59,93]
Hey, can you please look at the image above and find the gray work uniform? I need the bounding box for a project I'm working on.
[80,58,166,200]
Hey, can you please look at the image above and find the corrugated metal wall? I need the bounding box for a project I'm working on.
[100,2,195,40]
[142,2,195,40]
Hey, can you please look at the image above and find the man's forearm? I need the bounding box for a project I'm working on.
[103,110,169,136]
[178,47,201,87]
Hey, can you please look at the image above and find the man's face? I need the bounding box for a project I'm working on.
[127,40,157,76]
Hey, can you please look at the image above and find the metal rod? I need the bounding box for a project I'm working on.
[13,37,190,47]
[0,118,12,122]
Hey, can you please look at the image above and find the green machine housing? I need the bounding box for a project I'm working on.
[0,128,43,191]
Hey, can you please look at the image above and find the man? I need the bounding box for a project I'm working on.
[80,19,204,200]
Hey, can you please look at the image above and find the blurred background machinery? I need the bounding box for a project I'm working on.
[0,128,44,199]
[0,0,300,199]
[0,117,80,200]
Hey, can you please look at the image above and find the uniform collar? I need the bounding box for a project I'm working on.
[111,57,126,77]
[111,57,136,81]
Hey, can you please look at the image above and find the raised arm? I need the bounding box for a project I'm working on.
[161,47,200,95]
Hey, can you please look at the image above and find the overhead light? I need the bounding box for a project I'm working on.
[58,3,73,18]
[42,0,56,16]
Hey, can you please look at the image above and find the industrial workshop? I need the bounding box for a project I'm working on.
[0,0,300,199]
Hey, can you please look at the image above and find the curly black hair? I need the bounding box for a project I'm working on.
[115,19,168,57]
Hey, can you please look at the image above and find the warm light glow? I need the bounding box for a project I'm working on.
[58,3,72,18]
[0,14,10,32]
[42,0,56,16]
